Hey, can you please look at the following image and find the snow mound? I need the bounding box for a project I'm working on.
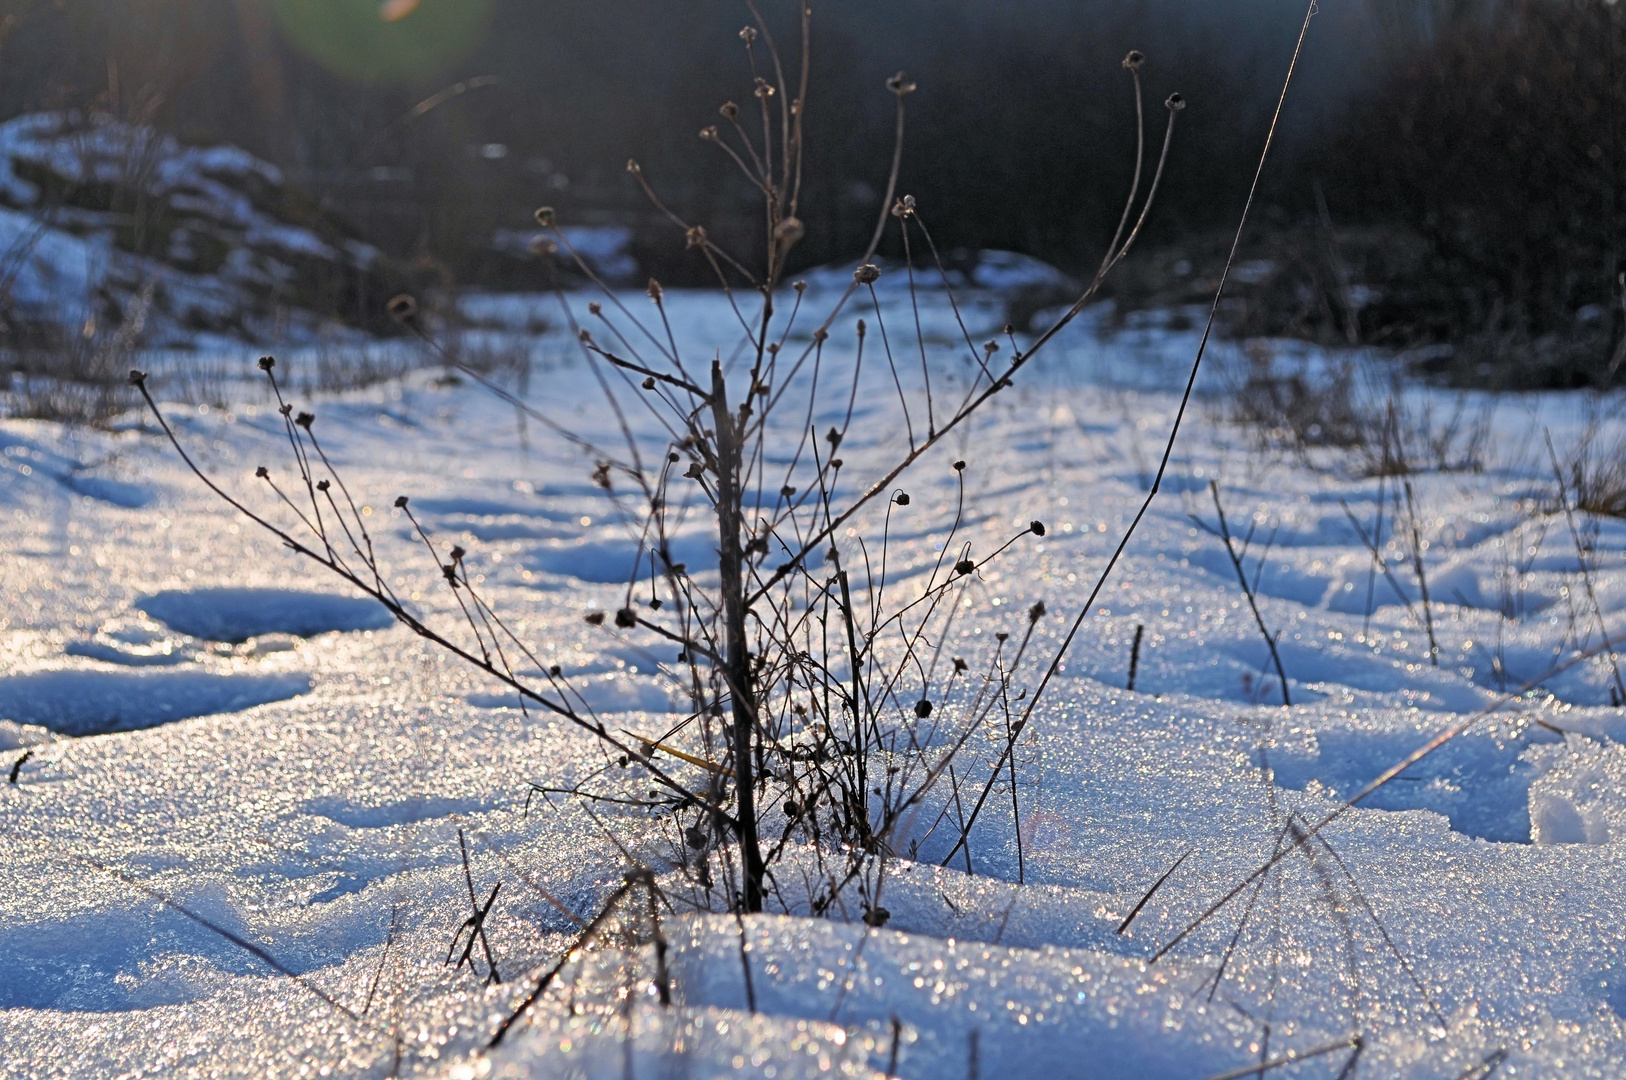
[136,588,393,643]
[0,111,404,346]
[0,670,311,735]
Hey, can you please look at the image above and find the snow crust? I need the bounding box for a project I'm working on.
[3,283,1626,1077]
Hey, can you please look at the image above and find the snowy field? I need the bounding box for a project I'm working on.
[3,280,1626,1078]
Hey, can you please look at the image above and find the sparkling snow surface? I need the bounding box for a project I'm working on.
[3,284,1626,1078]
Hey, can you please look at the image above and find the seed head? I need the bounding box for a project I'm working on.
[886,71,916,95]
[647,278,664,302]
[1029,600,1047,622]
[257,356,275,372]
[953,460,966,471]
[955,558,975,576]
[394,495,409,508]
[914,699,933,718]
[1166,92,1185,112]
[1123,50,1145,70]
[295,411,314,429]
[585,611,606,625]
[700,124,720,142]
[781,484,796,497]
[626,159,641,175]
[527,236,556,257]
[854,263,881,284]
[127,368,147,386]
[549,664,562,677]
[793,280,806,294]
[316,479,330,492]
[720,101,739,120]
[739,25,756,43]
[255,466,269,479]
[588,301,602,316]
[1030,520,1046,537]
[533,206,555,227]
[387,294,417,322]
[685,225,708,249]
[894,492,910,506]
[754,77,774,99]
[642,376,656,390]
[614,607,637,628]
[953,657,968,673]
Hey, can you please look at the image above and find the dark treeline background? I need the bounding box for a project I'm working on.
[5,0,1625,383]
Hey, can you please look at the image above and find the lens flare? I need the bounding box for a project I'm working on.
[268,0,491,85]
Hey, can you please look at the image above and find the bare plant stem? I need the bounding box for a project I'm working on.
[1205,481,1292,705]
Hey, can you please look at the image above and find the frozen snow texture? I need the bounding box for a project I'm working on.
[2,286,1626,1077]
[0,670,312,735]
[137,588,394,643]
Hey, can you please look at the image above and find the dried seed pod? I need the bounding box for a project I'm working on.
[127,369,147,386]
[614,608,637,628]
[739,25,756,43]
[257,356,275,371]
[914,699,933,718]
[255,466,269,479]
[1123,50,1145,70]
[585,611,606,626]
[642,377,656,390]
[700,124,720,142]
[955,559,975,576]
[886,71,916,95]
[394,495,409,508]
[386,294,417,322]
[295,412,314,429]
[720,101,739,120]
[1166,92,1186,112]
[685,225,708,249]
[1030,520,1046,537]
[953,460,966,471]
[647,278,664,302]
[1029,600,1047,622]
[588,301,602,315]
[534,206,555,227]
[853,263,881,284]
[894,492,910,506]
